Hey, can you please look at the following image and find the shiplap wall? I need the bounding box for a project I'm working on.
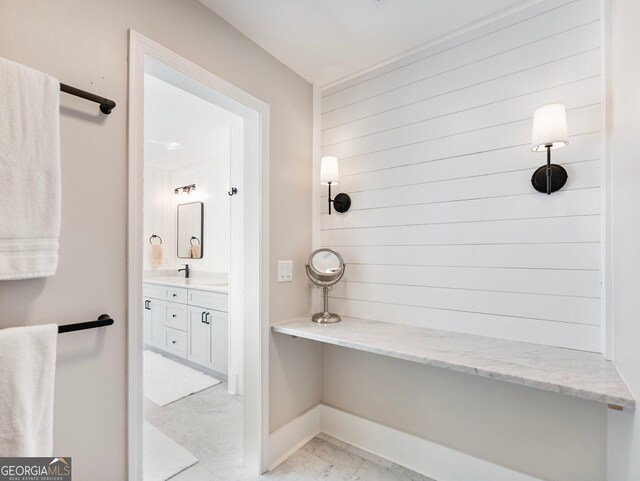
[320,0,603,352]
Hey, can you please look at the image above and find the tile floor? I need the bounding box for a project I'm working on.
[144,382,432,481]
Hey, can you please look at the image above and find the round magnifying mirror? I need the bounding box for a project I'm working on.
[305,248,346,323]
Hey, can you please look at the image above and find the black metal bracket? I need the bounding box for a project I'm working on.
[57,314,114,334]
[327,182,351,214]
[60,83,116,115]
[531,145,568,195]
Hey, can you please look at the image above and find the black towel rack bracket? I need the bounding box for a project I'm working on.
[57,314,114,334]
[60,83,116,115]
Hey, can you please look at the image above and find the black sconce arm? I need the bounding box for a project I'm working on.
[326,182,351,215]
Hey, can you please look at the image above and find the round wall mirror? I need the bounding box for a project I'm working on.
[305,248,346,323]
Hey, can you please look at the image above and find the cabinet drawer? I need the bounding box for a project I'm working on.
[164,286,188,304]
[144,283,188,304]
[188,289,228,312]
[143,283,166,301]
[164,303,187,331]
[165,327,187,358]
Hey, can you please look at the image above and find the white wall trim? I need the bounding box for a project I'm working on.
[599,0,613,360]
[127,30,271,477]
[266,405,322,471]
[311,84,322,251]
[127,31,145,481]
[320,404,543,481]
[311,84,322,313]
[267,403,544,481]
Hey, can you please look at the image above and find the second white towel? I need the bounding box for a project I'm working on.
[0,323,58,456]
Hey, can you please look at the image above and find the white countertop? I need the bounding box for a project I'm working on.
[272,316,635,409]
[144,278,229,294]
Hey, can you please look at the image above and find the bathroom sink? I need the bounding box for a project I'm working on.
[147,277,228,288]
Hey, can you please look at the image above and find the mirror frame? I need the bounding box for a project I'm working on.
[306,248,345,285]
[176,201,204,259]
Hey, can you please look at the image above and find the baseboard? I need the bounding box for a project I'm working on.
[319,404,542,481]
[227,370,240,395]
[265,403,542,480]
[144,345,228,383]
[266,405,322,471]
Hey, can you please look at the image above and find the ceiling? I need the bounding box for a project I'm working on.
[199,0,538,86]
[144,73,238,171]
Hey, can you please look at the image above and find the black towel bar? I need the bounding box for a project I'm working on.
[58,314,114,334]
[60,83,116,115]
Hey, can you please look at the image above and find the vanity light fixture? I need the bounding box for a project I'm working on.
[320,156,351,215]
[531,103,569,195]
[174,184,196,196]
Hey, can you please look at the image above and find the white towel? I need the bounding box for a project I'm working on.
[151,244,163,268]
[0,323,58,456]
[0,56,61,280]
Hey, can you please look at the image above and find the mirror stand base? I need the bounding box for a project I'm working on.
[312,312,342,324]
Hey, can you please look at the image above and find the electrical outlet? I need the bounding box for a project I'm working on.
[278,260,293,282]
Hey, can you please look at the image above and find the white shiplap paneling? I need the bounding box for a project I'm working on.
[320,0,602,351]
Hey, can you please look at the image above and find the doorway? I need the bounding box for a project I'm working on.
[128,31,270,480]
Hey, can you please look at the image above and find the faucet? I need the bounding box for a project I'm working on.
[178,264,190,279]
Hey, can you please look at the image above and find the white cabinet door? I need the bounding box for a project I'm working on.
[188,306,210,367]
[149,299,166,347]
[209,310,228,375]
[143,298,152,344]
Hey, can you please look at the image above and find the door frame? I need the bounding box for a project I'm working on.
[127,30,270,478]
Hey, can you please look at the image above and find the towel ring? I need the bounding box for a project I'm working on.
[190,236,201,246]
[149,234,163,245]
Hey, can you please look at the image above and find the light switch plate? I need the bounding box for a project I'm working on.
[278,260,293,282]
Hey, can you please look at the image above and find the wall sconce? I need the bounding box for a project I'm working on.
[174,184,196,197]
[531,103,569,195]
[321,156,351,215]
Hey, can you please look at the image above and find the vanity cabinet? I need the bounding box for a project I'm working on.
[143,282,228,377]
[143,297,167,348]
[187,307,210,366]
[186,302,228,374]
[208,309,228,374]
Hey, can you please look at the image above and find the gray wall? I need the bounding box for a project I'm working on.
[607,0,640,478]
[322,345,606,481]
[0,0,318,478]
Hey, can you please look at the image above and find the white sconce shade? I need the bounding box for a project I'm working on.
[531,103,569,151]
[320,156,340,185]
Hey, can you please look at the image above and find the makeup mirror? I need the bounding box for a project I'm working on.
[305,248,346,323]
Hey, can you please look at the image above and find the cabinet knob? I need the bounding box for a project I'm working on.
[172,314,176,318]
[172,340,176,344]
[172,293,177,297]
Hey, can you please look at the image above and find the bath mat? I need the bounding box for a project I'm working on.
[144,350,221,406]
[143,421,197,481]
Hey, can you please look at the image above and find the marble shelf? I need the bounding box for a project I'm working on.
[272,316,635,409]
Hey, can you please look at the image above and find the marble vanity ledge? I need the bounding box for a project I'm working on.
[272,316,635,409]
